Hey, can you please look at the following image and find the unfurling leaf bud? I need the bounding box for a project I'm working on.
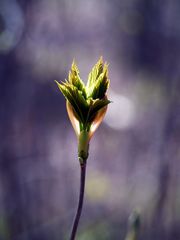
[55,57,111,163]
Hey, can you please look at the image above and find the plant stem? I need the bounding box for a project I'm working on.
[70,162,86,240]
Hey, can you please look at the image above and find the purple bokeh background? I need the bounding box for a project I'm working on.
[0,0,180,239]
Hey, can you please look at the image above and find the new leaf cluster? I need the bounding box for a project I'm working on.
[55,57,110,131]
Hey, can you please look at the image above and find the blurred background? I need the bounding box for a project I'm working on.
[0,0,180,239]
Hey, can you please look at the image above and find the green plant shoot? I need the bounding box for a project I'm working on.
[55,57,110,164]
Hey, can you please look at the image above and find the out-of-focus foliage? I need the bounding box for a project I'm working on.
[0,0,180,239]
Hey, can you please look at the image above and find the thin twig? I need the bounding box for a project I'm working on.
[70,163,86,240]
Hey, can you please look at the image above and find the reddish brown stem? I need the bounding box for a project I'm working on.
[69,163,86,240]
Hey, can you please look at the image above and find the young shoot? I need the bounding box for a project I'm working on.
[55,57,110,240]
[55,57,110,164]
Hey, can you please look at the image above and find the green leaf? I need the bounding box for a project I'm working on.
[69,61,86,99]
[86,56,104,90]
[87,98,111,123]
[55,80,84,123]
[91,69,109,99]
[87,60,109,99]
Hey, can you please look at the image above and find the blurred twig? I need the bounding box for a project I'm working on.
[125,210,140,240]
